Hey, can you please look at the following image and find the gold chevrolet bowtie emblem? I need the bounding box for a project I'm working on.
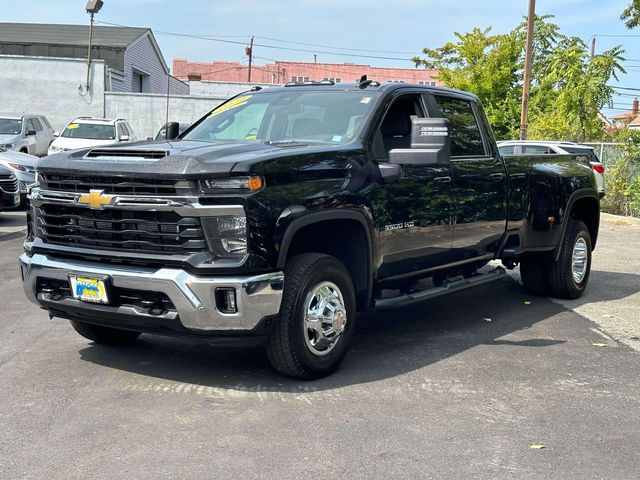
[78,189,115,210]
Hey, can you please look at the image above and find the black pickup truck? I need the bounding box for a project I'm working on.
[20,81,600,379]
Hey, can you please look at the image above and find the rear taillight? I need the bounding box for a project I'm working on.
[591,164,605,174]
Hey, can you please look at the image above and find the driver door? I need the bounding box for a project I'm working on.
[371,93,455,279]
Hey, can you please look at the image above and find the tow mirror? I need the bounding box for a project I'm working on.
[165,122,180,140]
[389,117,451,166]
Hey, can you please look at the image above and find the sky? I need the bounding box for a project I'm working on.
[6,0,640,117]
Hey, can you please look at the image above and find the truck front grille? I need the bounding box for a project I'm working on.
[36,204,207,255]
[39,174,179,196]
[0,172,18,193]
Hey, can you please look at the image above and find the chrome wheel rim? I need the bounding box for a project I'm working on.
[572,237,588,284]
[303,281,347,357]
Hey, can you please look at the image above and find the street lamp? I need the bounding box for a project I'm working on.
[84,0,104,92]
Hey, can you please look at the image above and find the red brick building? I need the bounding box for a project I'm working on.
[173,59,440,86]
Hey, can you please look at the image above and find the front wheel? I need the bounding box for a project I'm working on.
[69,320,141,345]
[266,253,356,379]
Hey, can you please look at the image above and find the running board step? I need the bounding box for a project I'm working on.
[374,267,506,310]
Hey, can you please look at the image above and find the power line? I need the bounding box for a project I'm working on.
[96,20,413,63]
[255,35,420,55]
[594,33,640,38]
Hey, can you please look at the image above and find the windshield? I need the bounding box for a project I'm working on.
[183,90,378,145]
[62,123,116,140]
[0,118,21,135]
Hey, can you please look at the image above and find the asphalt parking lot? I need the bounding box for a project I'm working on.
[1,210,639,479]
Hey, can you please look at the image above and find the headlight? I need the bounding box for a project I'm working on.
[0,143,14,151]
[48,145,62,153]
[199,176,264,193]
[202,216,248,259]
[7,162,35,174]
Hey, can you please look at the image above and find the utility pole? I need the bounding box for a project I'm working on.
[314,54,317,64]
[246,36,254,82]
[520,0,536,140]
[84,0,104,93]
[591,35,596,58]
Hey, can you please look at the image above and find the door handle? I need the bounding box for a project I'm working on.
[434,176,452,183]
[490,173,505,181]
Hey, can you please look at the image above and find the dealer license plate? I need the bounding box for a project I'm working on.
[69,276,109,304]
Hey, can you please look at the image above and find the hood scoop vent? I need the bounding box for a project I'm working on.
[84,149,170,161]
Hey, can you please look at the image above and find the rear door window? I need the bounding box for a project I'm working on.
[432,96,486,157]
[522,145,553,155]
[31,118,43,131]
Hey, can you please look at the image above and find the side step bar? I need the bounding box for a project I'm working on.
[374,267,507,310]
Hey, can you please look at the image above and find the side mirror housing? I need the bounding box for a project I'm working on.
[53,131,60,137]
[25,129,36,136]
[119,135,130,142]
[389,117,451,166]
[165,122,180,140]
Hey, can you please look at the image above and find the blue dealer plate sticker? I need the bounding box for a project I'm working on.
[69,276,109,304]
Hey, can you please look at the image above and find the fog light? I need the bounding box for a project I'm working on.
[215,288,237,314]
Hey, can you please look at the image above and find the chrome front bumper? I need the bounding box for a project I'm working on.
[19,253,284,332]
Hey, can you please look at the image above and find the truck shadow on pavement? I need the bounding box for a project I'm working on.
[77,271,638,392]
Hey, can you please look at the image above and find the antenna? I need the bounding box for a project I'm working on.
[166,67,170,131]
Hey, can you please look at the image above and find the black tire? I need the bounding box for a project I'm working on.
[547,219,592,299]
[520,257,550,296]
[69,320,141,345]
[266,253,356,380]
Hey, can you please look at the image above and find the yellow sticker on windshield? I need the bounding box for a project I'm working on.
[209,95,252,117]
[67,123,79,129]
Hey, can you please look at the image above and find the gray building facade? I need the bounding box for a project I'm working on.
[0,23,188,95]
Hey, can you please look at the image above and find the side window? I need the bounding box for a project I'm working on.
[522,145,552,155]
[376,95,425,160]
[116,124,125,138]
[41,116,52,129]
[31,118,43,131]
[25,118,35,132]
[498,145,516,155]
[433,96,486,157]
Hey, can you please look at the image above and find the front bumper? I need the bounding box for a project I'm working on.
[19,253,284,333]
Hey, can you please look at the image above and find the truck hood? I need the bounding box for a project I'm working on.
[37,139,358,177]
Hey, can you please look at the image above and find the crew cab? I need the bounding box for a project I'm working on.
[20,81,600,379]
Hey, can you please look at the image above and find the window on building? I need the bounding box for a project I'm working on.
[418,81,438,86]
[132,69,151,93]
[386,79,405,83]
[433,95,486,157]
[322,77,342,83]
[291,76,310,83]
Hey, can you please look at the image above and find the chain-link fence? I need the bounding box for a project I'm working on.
[584,143,625,166]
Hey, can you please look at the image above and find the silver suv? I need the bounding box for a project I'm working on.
[0,114,55,157]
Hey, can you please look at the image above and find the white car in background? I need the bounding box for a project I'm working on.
[0,113,55,156]
[48,117,137,155]
[0,150,38,200]
[497,140,605,197]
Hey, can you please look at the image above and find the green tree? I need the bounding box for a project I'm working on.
[622,0,640,28]
[413,16,625,142]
